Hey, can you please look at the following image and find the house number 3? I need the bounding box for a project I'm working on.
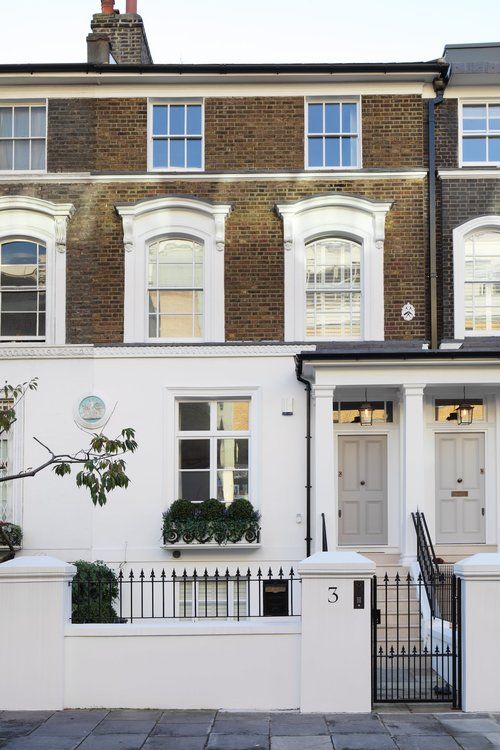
[328,586,339,604]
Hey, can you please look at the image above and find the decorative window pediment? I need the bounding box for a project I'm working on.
[116,197,231,343]
[0,196,75,344]
[276,194,392,341]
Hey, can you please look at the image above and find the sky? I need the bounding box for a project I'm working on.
[1,0,500,65]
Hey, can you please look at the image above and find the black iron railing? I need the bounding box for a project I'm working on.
[412,511,453,621]
[321,513,328,552]
[71,566,301,624]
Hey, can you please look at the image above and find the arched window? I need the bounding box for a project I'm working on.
[305,237,361,338]
[148,237,204,339]
[0,239,46,339]
[464,230,500,333]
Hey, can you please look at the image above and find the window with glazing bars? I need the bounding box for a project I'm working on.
[307,101,359,168]
[151,102,203,170]
[0,105,46,171]
[0,240,46,339]
[178,578,248,618]
[462,103,500,164]
[148,237,203,339]
[464,230,500,332]
[306,237,361,338]
[177,400,250,503]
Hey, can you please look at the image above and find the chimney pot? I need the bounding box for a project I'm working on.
[101,0,115,13]
[126,0,138,12]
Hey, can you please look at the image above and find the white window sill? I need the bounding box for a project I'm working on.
[148,167,205,174]
[304,165,361,171]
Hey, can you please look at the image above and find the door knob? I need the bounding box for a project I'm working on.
[360,480,366,486]
[457,478,463,483]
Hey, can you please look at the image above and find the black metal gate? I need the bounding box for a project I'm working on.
[371,572,462,706]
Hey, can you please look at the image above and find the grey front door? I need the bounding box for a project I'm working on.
[338,435,388,546]
[436,433,485,543]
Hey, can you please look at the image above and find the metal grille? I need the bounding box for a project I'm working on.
[371,572,461,707]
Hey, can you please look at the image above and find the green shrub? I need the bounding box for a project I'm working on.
[226,498,255,520]
[72,560,119,624]
[199,498,225,519]
[168,498,195,521]
[0,522,22,547]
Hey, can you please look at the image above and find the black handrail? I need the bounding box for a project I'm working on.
[321,513,328,552]
[412,511,453,621]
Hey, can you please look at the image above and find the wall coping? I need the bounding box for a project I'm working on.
[66,617,302,638]
[0,555,76,581]
[298,551,376,578]
[455,553,500,579]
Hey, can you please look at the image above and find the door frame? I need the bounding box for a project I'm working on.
[335,427,399,550]
[434,430,486,545]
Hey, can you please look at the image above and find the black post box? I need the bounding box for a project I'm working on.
[263,580,289,616]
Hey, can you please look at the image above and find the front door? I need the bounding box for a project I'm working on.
[338,435,387,546]
[436,433,485,543]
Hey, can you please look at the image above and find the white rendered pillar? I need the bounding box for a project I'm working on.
[0,555,76,710]
[312,386,336,553]
[299,551,375,713]
[400,384,425,564]
[455,553,500,712]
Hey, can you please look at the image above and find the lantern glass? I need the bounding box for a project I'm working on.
[457,403,474,426]
[359,402,373,426]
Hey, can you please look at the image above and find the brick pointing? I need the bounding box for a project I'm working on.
[362,95,426,168]
[90,12,153,64]
[436,99,458,169]
[0,180,428,344]
[204,98,304,172]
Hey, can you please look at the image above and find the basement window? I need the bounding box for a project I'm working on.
[0,103,46,172]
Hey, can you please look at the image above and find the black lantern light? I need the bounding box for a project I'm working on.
[359,389,373,427]
[456,386,474,426]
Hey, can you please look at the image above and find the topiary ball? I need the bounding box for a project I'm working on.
[168,499,195,521]
[199,498,226,520]
[226,498,256,520]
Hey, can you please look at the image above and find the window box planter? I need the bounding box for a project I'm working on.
[0,522,23,551]
[162,499,261,549]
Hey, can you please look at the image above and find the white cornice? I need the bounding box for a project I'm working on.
[0,170,428,184]
[439,169,500,180]
[0,195,75,219]
[0,344,315,359]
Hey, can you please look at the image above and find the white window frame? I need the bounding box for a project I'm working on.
[304,97,362,171]
[165,387,261,512]
[0,237,47,341]
[0,196,74,345]
[0,396,24,528]
[459,100,500,168]
[453,215,500,338]
[116,197,231,343]
[0,100,48,175]
[276,194,391,341]
[148,99,205,173]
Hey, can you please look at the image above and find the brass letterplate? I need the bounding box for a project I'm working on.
[451,490,468,497]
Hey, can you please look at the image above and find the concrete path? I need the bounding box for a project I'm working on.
[1,708,500,750]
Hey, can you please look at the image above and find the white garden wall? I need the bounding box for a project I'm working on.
[65,619,301,710]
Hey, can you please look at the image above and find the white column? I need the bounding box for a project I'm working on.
[312,385,336,553]
[455,553,500,712]
[400,384,426,564]
[299,551,375,712]
[0,556,76,710]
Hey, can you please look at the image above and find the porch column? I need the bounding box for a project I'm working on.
[312,385,336,553]
[401,384,426,564]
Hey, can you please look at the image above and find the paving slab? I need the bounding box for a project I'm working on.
[438,720,500,735]
[326,714,388,733]
[271,737,333,750]
[212,719,270,734]
[382,716,450,735]
[0,738,80,750]
[92,719,157,735]
[271,717,328,736]
[207,734,269,750]
[483,737,500,748]
[219,713,271,721]
[331,733,398,750]
[159,711,216,724]
[0,723,45,740]
[142,738,208,750]
[76,734,150,750]
[392,736,462,750]
[151,723,211,737]
[0,714,54,724]
[107,710,163,721]
[453,736,496,750]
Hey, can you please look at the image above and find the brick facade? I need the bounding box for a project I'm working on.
[0,178,428,344]
[90,12,153,64]
[436,99,458,170]
[361,95,426,168]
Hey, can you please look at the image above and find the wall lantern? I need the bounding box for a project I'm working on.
[358,389,373,427]
[456,387,474,426]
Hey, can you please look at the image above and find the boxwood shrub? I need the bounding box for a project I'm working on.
[72,560,119,623]
[0,521,22,548]
[163,498,260,545]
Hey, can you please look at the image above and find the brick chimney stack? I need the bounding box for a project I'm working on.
[87,0,153,65]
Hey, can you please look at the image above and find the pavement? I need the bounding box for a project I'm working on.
[2,707,500,750]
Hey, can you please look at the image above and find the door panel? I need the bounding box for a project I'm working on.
[338,435,387,546]
[436,433,485,543]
